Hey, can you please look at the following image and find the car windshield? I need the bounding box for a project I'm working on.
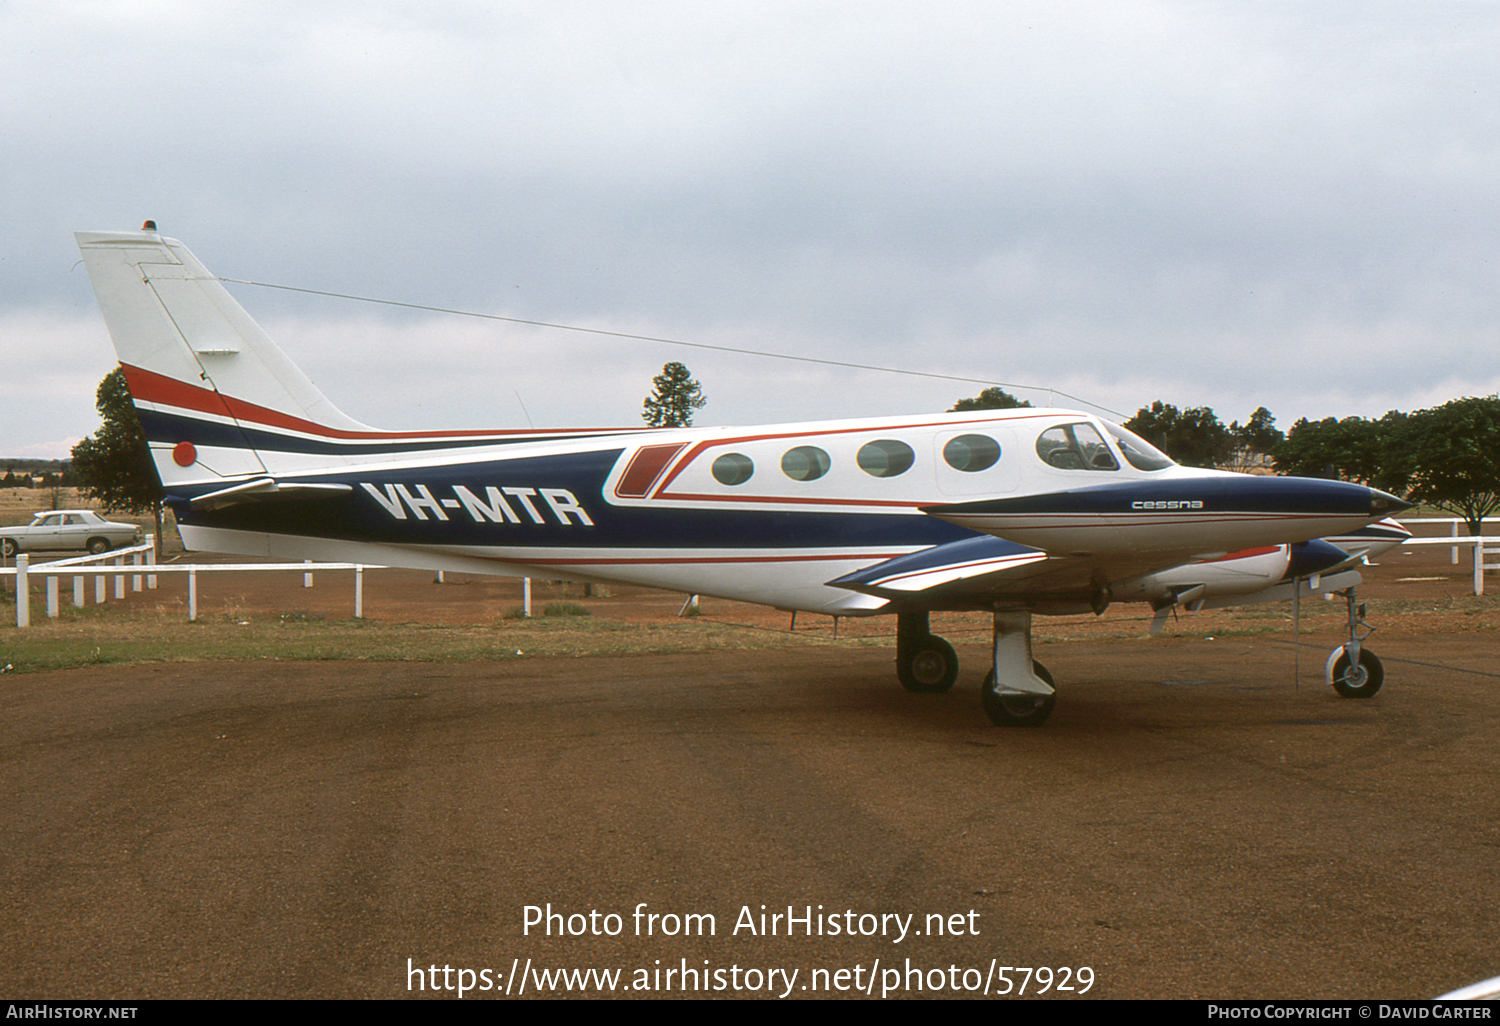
[1104,422,1176,471]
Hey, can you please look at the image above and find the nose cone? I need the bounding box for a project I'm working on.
[1370,489,1412,516]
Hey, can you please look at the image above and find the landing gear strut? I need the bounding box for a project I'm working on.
[981,610,1056,727]
[895,612,958,692]
[1326,588,1384,698]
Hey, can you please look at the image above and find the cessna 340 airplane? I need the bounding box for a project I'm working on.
[74,224,1411,726]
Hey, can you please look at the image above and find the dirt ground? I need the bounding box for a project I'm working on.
[1,523,1497,1000]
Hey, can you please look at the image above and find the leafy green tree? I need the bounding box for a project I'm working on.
[1397,396,1500,535]
[70,368,164,544]
[1272,412,1408,491]
[642,362,707,427]
[1124,401,1233,468]
[1226,407,1283,468]
[949,387,1032,412]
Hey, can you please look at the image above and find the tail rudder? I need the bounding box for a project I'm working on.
[75,226,371,489]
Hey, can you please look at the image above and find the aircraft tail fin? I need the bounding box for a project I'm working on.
[75,226,375,490]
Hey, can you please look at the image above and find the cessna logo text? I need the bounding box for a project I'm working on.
[361,483,594,527]
[1131,499,1204,511]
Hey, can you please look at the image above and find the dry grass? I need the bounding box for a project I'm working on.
[0,600,871,675]
[4,584,1493,677]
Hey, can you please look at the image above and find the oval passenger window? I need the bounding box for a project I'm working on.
[857,439,915,478]
[711,453,754,486]
[943,434,1001,473]
[781,446,831,481]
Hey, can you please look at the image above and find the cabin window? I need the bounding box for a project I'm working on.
[711,453,755,486]
[781,445,831,481]
[942,434,1001,473]
[857,439,915,478]
[1036,423,1119,471]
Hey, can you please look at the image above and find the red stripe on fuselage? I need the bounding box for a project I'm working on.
[119,363,644,443]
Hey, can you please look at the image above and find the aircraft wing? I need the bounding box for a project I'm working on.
[826,534,1190,612]
[828,535,1049,600]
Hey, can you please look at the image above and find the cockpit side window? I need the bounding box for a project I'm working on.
[1103,422,1175,471]
[1036,423,1119,471]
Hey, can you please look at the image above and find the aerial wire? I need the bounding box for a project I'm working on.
[218,276,1129,418]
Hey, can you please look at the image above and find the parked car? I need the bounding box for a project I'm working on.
[0,510,142,557]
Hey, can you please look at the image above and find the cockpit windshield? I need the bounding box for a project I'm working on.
[1036,423,1119,471]
[1103,422,1176,471]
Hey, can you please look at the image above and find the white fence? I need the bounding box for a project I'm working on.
[1,538,385,627]
[1396,517,1499,595]
[0,541,552,627]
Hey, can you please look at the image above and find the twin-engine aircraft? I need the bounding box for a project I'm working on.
[75,226,1410,726]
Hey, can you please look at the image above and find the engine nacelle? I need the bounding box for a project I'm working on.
[1120,546,1291,609]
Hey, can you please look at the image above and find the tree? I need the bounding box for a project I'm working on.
[1124,401,1233,468]
[642,362,707,427]
[948,387,1031,412]
[70,368,164,545]
[1226,407,1283,469]
[1398,396,1500,536]
[1271,412,1408,491]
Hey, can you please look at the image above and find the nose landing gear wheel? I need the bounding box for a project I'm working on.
[1326,588,1384,699]
[982,661,1056,727]
[1328,648,1384,698]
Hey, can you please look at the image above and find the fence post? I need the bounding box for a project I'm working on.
[146,535,157,590]
[354,565,364,618]
[15,554,28,628]
[523,577,532,617]
[47,576,59,619]
[188,567,198,622]
[303,559,313,588]
[73,575,84,608]
[1479,541,1487,597]
[113,556,124,599]
[1452,521,1460,565]
[132,549,142,592]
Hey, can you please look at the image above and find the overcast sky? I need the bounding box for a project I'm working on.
[4,0,1499,458]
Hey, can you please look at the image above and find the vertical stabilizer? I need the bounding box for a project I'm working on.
[75,227,374,488]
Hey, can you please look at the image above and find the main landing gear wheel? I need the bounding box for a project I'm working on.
[895,611,959,693]
[1328,648,1384,699]
[982,661,1056,727]
[897,634,958,693]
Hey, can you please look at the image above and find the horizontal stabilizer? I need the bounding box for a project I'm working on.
[187,477,353,511]
[828,534,1047,598]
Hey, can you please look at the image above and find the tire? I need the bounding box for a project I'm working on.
[1329,648,1383,699]
[87,538,111,555]
[897,635,959,693]
[981,661,1057,727]
[1,538,15,558]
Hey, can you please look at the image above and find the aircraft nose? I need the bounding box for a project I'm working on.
[1369,488,1412,516]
